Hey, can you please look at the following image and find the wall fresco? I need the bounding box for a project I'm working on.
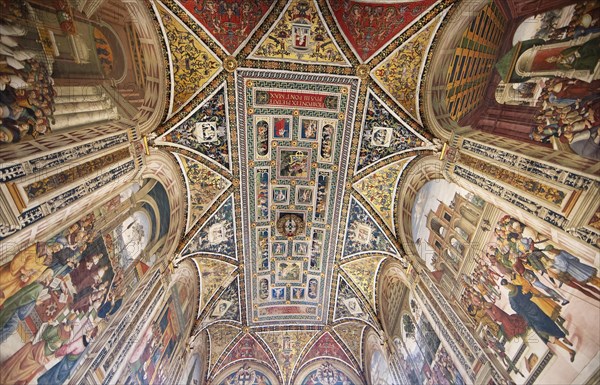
[388,294,466,385]
[486,4,600,159]
[125,281,192,384]
[0,181,165,384]
[412,179,600,384]
[369,349,395,385]
[298,361,358,385]
[218,364,274,385]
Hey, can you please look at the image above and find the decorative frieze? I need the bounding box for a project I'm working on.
[0,133,129,183]
[461,139,595,190]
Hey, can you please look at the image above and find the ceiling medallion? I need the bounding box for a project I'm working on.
[276,213,305,237]
[224,56,238,72]
[356,64,370,79]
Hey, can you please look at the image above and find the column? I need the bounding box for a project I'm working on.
[50,106,119,130]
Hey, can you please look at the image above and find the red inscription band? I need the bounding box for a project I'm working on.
[260,91,337,110]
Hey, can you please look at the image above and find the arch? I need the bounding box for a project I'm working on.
[377,259,410,336]
[430,219,445,237]
[0,0,166,149]
[294,359,365,385]
[449,237,464,255]
[115,259,199,383]
[170,259,200,326]
[443,249,461,266]
[94,23,128,83]
[454,226,469,241]
[212,362,279,385]
[141,149,187,260]
[364,331,396,385]
[394,154,445,269]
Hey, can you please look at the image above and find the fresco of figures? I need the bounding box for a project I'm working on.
[0,0,128,144]
[0,182,167,384]
[125,278,193,385]
[0,2,56,144]
[496,2,600,159]
[390,296,465,385]
[413,179,600,384]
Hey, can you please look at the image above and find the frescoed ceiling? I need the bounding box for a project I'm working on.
[150,0,452,382]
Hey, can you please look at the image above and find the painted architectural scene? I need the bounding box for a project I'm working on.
[449,2,600,159]
[412,179,600,384]
[0,0,598,384]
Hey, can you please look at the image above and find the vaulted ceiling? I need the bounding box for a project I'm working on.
[147,0,455,382]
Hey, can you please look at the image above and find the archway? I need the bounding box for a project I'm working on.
[212,362,279,385]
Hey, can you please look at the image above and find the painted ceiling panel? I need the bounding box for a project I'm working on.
[176,0,274,54]
[150,0,458,382]
[213,334,278,375]
[173,153,231,233]
[182,194,238,261]
[341,197,398,259]
[298,332,355,369]
[333,276,378,328]
[202,276,241,326]
[371,7,448,123]
[328,0,438,62]
[154,1,222,116]
[235,69,360,326]
[340,254,387,310]
[257,329,318,384]
[356,90,430,173]
[353,157,412,234]
[191,257,237,316]
[333,322,367,368]
[207,324,242,375]
[249,0,351,66]
[158,84,233,173]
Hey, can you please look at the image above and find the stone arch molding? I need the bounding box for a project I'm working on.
[363,330,396,385]
[141,149,188,259]
[293,359,365,385]
[377,259,411,335]
[394,154,446,269]
[211,361,279,385]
